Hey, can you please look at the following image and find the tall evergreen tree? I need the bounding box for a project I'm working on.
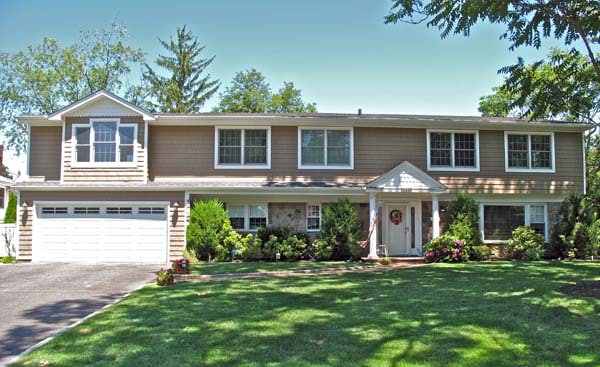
[144,26,219,113]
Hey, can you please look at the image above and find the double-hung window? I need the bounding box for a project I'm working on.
[505,132,554,172]
[299,128,353,169]
[481,203,548,242]
[73,119,137,166]
[427,130,479,171]
[226,204,268,231]
[215,128,270,168]
[306,204,321,231]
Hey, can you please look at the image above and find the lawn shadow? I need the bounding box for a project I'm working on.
[14,262,600,367]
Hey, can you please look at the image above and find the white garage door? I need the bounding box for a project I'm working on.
[33,204,168,263]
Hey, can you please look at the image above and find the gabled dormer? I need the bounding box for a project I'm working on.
[25,90,155,183]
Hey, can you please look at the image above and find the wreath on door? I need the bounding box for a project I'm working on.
[389,209,403,225]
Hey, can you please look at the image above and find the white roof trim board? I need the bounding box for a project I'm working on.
[367,161,447,193]
[48,90,155,121]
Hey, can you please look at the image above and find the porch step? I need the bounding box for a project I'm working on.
[363,256,426,266]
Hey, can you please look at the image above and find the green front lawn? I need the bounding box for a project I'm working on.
[16,262,600,367]
[188,260,375,275]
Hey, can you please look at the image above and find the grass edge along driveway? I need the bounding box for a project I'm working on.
[15,261,600,367]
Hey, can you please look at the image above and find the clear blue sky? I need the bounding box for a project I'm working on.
[0,0,554,115]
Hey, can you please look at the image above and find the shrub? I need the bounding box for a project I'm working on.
[156,268,174,286]
[186,199,238,261]
[262,235,281,260]
[444,192,482,245]
[237,234,263,260]
[319,199,363,260]
[548,194,599,259]
[379,257,393,266]
[0,256,16,264]
[310,239,333,260]
[3,192,16,224]
[280,235,308,260]
[469,245,493,261]
[424,235,468,263]
[506,226,544,260]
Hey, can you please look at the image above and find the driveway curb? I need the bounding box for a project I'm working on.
[5,282,150,366]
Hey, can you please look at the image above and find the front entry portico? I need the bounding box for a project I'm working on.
[366,161,447,260]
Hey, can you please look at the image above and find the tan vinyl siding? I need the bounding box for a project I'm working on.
[18,191,185,261]
[149,126,583,195]
[29,126,62,180]
[63,117,146,183]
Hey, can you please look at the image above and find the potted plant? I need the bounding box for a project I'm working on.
[171,258,190,274]
[156,268,175,286]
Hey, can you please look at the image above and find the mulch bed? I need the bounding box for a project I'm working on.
[558,281,600,299]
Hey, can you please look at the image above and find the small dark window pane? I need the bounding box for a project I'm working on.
[508,135,529,168]
[454,133,476,167]
[230,217,245,230]
[119,127,135,145]
[76,127,90,144]
[94,142,116,162]
[531,135,551,168]
[307,218,320,230]
[430,132,451,166]
[120,146,134,162]
[530,223,545,236]
[219,129,242,164]
[249,217,267,229]
[301,130,325,165]
[244,129,268,164]
[327,130,351,166]
[484,205,525,241]
[76,146,90,162]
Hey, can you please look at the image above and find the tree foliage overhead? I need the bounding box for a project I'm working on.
[479,49,600,126]
[0,22,144,154]
[143,26,220,113]
[215,68,317,113]
[385,0,600,80]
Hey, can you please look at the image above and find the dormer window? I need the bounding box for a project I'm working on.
[72,118,137,166]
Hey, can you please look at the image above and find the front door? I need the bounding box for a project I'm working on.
[387,205,410,255]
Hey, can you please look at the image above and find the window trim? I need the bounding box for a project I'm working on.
[71,118,138,168]
[306,203,321,232]
[479,202,548,243]
[214,127,271,169]
[504,131,555,173]
[226,203,269,232]
[297,127,354,170]
[426,129,480,172]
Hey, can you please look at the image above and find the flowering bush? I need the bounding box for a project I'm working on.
[156,268,174,286]
[506,226,543,260]
[424,235,469,263]
[171,258,190,274]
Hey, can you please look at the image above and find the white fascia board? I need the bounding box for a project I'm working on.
[48,91,155,121]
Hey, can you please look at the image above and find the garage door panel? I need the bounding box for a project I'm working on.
[34,205,168,263]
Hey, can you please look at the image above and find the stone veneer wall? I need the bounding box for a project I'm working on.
[268,203,306,232]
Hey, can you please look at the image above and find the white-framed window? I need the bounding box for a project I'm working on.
[298,127,354,169]
[72,118,137,167]
[480,203,548,242]
[41,207,68,215]
[214,127,271,169]
[426,130,479,171]
[0,188,4,209]
[306,204,321,231]
[504,132,555,172]
[226,203,268,231]
[73,207,100,215]
[138,207,166,215]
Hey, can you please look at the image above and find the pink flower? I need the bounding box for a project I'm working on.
[443,247,450,253]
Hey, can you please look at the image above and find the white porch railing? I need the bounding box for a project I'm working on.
[0,223,16,257]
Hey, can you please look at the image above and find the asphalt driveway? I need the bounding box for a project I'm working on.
[0,263,161,366]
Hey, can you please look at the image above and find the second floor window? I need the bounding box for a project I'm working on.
[216,128,270,168]
[73,120,136,165]
[299,128,353,168]
[505,132,554,171]
[427,131,478,170]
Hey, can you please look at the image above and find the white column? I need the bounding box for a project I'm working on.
[368,192,379,259]
[432,195,440,238]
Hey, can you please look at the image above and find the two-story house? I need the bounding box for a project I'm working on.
[14,90,588,263]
